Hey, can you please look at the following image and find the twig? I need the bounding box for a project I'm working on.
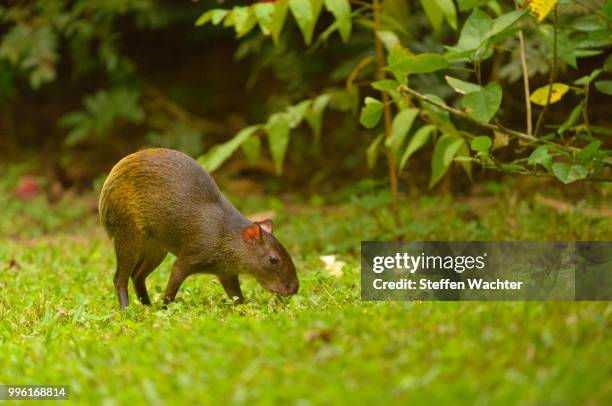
[400,85,536,142]
[514,0,532,135]
[346,56,375,90]
[373,0,400,226]
[534,5,558,136]
[583,84,591,132]
[399,84,579,153]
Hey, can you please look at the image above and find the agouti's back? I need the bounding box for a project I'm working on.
[100,148,248,253]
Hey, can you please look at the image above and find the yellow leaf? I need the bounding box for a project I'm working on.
[530,83,569,106]
[530,0,558,22]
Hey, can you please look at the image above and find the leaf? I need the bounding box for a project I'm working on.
[420,0,444,31]
[304,94,330,142]
[403,53,449,74]
[399,125,435,170]
[421,94,454,131]
[574,69,602,86]
[462,83,502,123]
[233,6,257,37]
[324,0,352,42]
[254,3,275,35]
[552,162,588,184]
[594,80,612,96]
[387,48,447,82]
[286,100,311,128]
[572,16,606,32]
[576,140,601,162]
[433,0,457,30]
[605,54,612,73]
[430,134,464,188]
[199,125,260,172]
[371,79,399,92]
[271,0,289,44]
[488,10,526,39]
[470,136,492,153]
[455,9,492,51]
[376,31,400,51]
[289,0,323,45]
[386,108,419,155]
[558,103,583,135]
[445,76,481,94]
[457,0,488,12]
[539,27,576,69]
[530,0,558,22]
[359,97,384,128]
[530,83,569,106]
[528,145,552,172]
[387,45,411,84]
[195,9,229,26]
[367,134,384,169]
[266,113,291,175]
[241,136,261,164]
[448,8,526,61]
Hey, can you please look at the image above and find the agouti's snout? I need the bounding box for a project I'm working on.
[99,148,299,309]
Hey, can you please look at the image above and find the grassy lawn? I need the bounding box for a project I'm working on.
[0,183,610,404]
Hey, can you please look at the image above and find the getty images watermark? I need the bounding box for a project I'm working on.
[361,241,611,301]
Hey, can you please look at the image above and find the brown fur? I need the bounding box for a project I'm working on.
[99,148,298,309]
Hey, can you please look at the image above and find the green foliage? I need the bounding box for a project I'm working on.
[199,125,261,173]
[445,76,481,94]
[420,0,458,31]
[430,134,465,187]
[2,0,609,192]
[552,162,588,184]
[470,136,492,153]
[324,0,352,42]
[528,146,553,173]
[59,88,144,146]
[386,108,419,155]
[462,83,502,123]
[359,97,384,129]
[266,113,291,174]
[192,0,611,187]
[399,125,435,171]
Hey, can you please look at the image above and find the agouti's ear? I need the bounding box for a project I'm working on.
[242,223,262,243]
[257,219,273,234]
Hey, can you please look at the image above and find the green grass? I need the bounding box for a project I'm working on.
[0,183,610,404]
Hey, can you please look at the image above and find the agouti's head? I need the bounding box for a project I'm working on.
[241,220,298,296]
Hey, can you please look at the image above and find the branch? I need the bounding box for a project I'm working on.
[346,56,375,90]
[399,84,579,153]
[534,5,558,136]
[373,0,399,225]
[514,0,532,135]
[399,85,537,143]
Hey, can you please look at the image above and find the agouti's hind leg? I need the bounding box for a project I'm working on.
[131,241,168,305]
[113,234,142,309]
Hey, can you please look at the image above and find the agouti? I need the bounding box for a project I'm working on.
[99,148,298,309]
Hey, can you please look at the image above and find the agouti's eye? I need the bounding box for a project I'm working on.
[269,256,279,265]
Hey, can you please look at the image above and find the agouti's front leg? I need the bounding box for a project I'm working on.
[163,257,197,305]
[219,275,244,304]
